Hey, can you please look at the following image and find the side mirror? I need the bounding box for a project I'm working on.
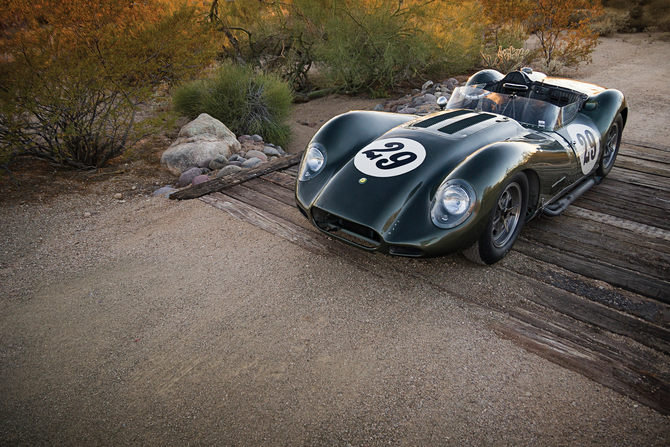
[437,96,448,110]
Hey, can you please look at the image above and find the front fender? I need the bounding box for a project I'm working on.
[443,141,539,241]
[297,111,415,209]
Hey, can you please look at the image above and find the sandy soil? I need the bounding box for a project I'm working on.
[1,35,669,446]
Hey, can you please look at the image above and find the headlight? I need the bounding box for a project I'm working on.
[431,179,476,229]
[298,143,326,181]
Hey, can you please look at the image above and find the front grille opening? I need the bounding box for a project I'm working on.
[312,208,380,249]
[388,246,423,257]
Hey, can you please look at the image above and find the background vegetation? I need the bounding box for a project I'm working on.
[2,0,669,172]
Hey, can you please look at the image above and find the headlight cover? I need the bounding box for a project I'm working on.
[298,143,326,181]
[431,179,476,229]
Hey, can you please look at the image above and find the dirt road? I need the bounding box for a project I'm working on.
[1,35,669,446]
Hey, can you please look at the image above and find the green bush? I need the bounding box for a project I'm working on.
[172,64,293,147]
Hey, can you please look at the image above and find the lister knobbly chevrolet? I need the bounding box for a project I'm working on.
[295,68,627,264]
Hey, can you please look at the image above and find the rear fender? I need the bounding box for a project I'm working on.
[580,89,627,136]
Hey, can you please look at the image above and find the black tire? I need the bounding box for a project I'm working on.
[597,114,623,178]
[463,172,529,265]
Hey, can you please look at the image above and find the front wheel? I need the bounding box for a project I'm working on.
[597,114,623,177]
[463,172,529,265]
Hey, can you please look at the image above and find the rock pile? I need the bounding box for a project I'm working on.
[373,78,459,116]
[159,114,290,191]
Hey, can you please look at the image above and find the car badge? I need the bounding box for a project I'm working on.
[359,177,367,184]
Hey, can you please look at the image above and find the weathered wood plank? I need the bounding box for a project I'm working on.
[504,255,670,327]
[528,213,670,256]
[200,193,327,255]
[523,212,670,280]
[565,206,670,243]
[617,155,670,177]
[259,171,298,190]
[609,166,670,192]
[592,178,670,211]
[572,197,670,231]
[242,178,296,207]
[494,317,670,415]
[504,251,670,352]
[514,239,670,303]
[212,188,312,233]
[171,152,303,200]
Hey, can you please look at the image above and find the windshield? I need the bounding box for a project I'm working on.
[446,86,572,131]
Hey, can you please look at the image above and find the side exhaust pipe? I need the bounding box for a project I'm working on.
[542,177,601,218]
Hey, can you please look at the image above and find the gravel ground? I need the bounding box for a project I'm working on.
[1,35,669,446]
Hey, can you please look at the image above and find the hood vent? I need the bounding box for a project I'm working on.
[412,109,471,128]
[438,113,495,135]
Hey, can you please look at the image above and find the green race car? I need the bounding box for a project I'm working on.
[295,68,627,265]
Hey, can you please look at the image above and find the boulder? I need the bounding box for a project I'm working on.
[161,114,241,175]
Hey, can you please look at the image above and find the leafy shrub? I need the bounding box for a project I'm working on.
[172,64,293,147]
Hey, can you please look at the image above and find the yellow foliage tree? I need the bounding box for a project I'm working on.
[0,0,215,168]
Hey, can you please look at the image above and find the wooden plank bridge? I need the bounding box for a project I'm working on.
[181,140,670,415]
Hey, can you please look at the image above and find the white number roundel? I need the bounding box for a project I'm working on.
[566,124,601,175]
[354,138,426,178]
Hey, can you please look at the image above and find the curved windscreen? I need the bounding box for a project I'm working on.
[446,86,571,131]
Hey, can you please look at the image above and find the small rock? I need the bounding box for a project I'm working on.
[246,150,267,162]
[238,151,246,159]
[238,135,251,143]
[373,104,384,111]
[197,157,213,168]
[242,157,264,168]
[398,107,418,114]
[131,186,137,190]
[229,154,241,162]
[421,80,434,91]
[209,154,229,170]
[250,134,263,142]
[228,160,244,167]
[114,193,123,200]
[84,212,92,218]
[412,88,421,95]
[263,146,281,157]
[152,186,177,198]
[179,167,202,187]
[216,165,243,178]
[191,174,209,186]
[424,94,437,102]
[275,146,285,156]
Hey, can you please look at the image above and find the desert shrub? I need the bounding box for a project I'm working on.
[0,1,215,169]
[481,0,602,70]
[482,46,533,73]
[207,0,483,94]
[172,64,293,147]
[590,9,629,36]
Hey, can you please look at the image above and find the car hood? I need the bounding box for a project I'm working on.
[312,111,524,232]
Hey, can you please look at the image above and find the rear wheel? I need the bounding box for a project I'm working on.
[464,172,529,265]
[597,114,623,177]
